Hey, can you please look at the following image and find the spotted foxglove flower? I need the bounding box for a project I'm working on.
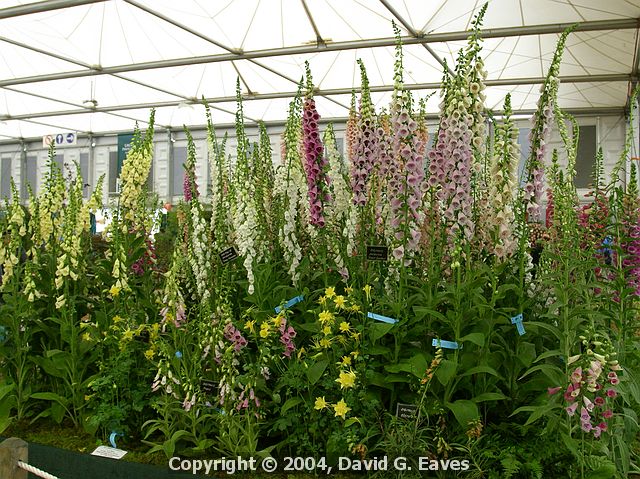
[349,60,377,209]
[119,110,155,230]
[523,28,572,221]
[324,124,352,279]
[489,94,519,260]
[276,90,306,285]
[386,24,425,262]
[302,63,330,227]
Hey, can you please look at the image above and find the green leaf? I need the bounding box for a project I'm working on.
[471,392,508,403]
[306,359,329,385]
[519,363,563,384]
[445,400,479,428]
[460,365,501,378]
[517,342,537,368]
[526,321,562,341]
[511,404,560,426]
[460,332,484,347]
[413,307,447,322]
[280,397,303,415]
[534,349,563,363]
[435,359,457,386]
[369,323,395,342]
[585,461,616,479]
[344,417,362,427]
[31,392,69,406]
[384,354,427,378]
[366,346,391,356]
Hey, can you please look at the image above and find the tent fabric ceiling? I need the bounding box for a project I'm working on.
[0,0,638,140]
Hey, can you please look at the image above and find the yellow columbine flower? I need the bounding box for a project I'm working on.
[351,331,362,342]
[340,355,352,366]
[318,295,328,306]
[314,396,328,410]
[350,304,361,312]
[112,315,123,323]
[318,310,334,325]
[109,285,121,297]
[81,332,91,342]
[319,337,331,348]
[345,286,354,295]
[144,349,155,360]
[334,399,351,419]
[334,295,346,308]
[351,350,360,359]
[336,370,356,389]
[260,323,271,338]
[324,286,336,298]
[272,314,284,328]
[245,319,256,334]
[363,284,372,301]
[322,325,332,335]
[122,329,134,341]
[339,321,350,333]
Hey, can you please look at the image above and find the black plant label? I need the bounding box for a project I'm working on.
[219,246,239,264]
[366,245,388,261]
[200,379,217,394]
[395,403,418,419]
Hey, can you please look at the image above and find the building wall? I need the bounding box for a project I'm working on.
[0,115,628,207]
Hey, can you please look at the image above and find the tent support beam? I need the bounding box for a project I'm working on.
[0,35,254,122]
[0,18,636,87]
[378,0,454,76]
[0,0,106,19]
[123,0,348,111]
[1,73,630,122]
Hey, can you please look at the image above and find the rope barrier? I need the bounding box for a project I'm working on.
[17,460,60,479]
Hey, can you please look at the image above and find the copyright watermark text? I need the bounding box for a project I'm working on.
[169,455,470,475]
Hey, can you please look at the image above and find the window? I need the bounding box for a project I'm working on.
[24,155,38,197]
[172,146,187,197]
[517,127,532,186]
[80,152,89,198]
[0,157,11,199]
[574,125,597,189]
[109,149,153,195]
[335,137,345,158]
[54,153,64,178]
[109,151,118,193]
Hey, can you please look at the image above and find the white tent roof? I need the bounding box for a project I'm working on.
[0,0,638,140]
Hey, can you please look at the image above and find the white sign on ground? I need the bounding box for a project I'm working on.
[90,446,127,460]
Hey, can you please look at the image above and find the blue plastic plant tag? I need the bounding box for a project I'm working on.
[432,338,460,349]
[109,431,123,448]
[275,295,304,314]
[367,312,398,324]
[510,313,525,335]
[0,325,6,342]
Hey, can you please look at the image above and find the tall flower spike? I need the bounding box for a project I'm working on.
[183,126,199,202]
[302,61,330,227]
[523,25,575,222]
[275,82,307,284]
[324,123,352,279]
[489,93,519,260]
[232,87,261,294]
[205,100,232,250]
[428,49,475,244]
[184,128,211,302]
[350,59,376,207]
[387,32,425,263]
[119,109,156,231]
